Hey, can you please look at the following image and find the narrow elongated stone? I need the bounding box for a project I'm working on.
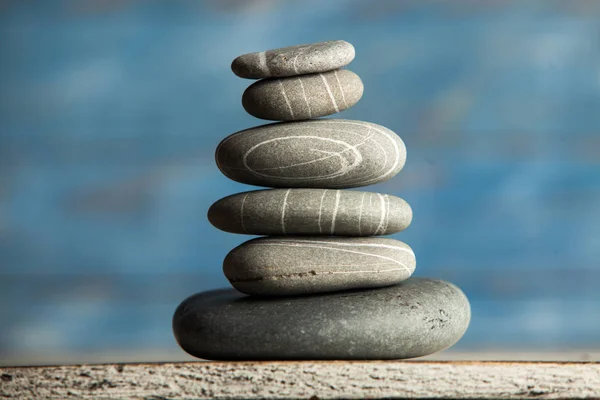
[215,119,406,188]
[223,236,416,296]
[172,278,471,360]
[242,69,363,121]
[231,40,355,79]
[208,189,412,236]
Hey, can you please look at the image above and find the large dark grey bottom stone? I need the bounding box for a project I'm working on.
[172,278,470,360]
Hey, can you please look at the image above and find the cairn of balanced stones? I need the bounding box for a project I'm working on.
[173,40,471,360]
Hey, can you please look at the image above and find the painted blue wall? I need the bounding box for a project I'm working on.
[1,0,599,360]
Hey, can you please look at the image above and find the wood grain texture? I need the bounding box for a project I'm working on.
[1,361,598,399]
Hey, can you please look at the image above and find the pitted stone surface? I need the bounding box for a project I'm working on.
[242,69,363,121]
[223,236,416,296]
[231,40,355,79]
[172,278,471,360]
[208,189,412,236]
[215,119,406,188]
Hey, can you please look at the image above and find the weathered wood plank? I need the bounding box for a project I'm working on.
[1,361,599,399]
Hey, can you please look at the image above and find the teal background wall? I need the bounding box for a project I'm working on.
[1,0,599,362]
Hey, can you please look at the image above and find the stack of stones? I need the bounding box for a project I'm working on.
[173,40,470,360]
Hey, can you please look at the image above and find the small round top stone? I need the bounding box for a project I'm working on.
[231,40,355,79]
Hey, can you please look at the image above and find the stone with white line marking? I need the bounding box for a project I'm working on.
[223,236,416,296]
[231,40,355,79]
[215,119,406,188]
[242,69,363,121]
[173,277,470,359]
[208,189,412,236]
[171,39,472,362]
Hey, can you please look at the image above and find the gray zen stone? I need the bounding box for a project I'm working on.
[223,236,416,296]
[242,69,363,121]
[208,189,412,236]
[172,278,471,360]
[215,119,406,188]
[231,40,355,79]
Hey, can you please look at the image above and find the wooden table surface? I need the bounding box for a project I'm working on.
[1,360,599,399]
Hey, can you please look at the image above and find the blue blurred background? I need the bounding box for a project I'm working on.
[1,0,599,364]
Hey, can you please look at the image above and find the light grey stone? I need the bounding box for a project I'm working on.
[242,69,363,121]
[215,119,406,188]
[172,278,471,360]
[223,236,416,296]
[208,189,412,236]
[231,40,355,79]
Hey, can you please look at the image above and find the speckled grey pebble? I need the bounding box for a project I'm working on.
[208,189,412,236]
[242,69,363,121]
[172,278,471,360]
[231,40,355,79]
[223,236,416,296]
[215,119,406,188]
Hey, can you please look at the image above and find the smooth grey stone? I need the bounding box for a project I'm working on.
[172,278,471,360]
[231,40,355,79]
[208,189,412,236]
[242,69,363,121]
[215,119,406,188]
[223,236,416,296]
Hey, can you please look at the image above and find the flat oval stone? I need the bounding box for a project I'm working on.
[223,237,416,296]
[208,189,412,236]
[231,40,355,79]
[172,278,471,360]
[215,119,406,188]
[242,69,363,121]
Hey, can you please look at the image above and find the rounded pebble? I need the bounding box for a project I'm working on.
[208,189,412,236]
[172,278,471,360]
[242,69,363,121]
[215,119,406,188]
[231,40,355,79]
[224,236,416,296]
